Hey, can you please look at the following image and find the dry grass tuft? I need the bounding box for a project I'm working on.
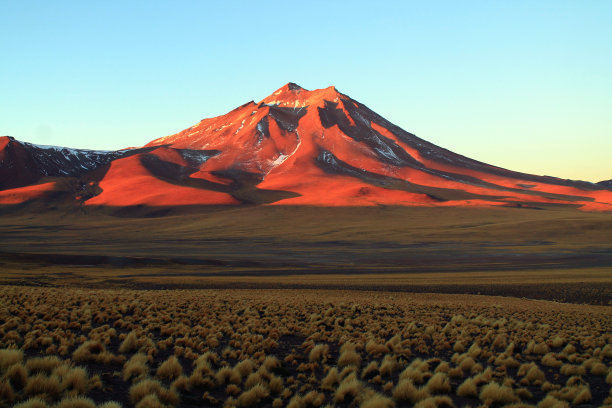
[479,382,519,405]
[0,348,23,370]
[119,331,139,354]
[537,395,570,408]
[98,403,122,408]
[308,344,329,363]
[425,372,451,394]
[54,396,96,408]
[156,355,182,380]
[392,378,430,403]
[129,378,179,406]
[456,376,478,397]
[25,356,62,374]
[334,374,363,403]
[360,392,395,408]
[237,383,269,407]
[123,353,149,382]
[338,343,362,368]
[216,366,242,385]
[24,373,61,399]
[12,398,49,408]
[413,396,455,408]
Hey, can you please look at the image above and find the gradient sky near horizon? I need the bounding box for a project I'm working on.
[2,1,611,182]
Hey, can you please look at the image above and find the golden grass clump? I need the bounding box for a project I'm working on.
[334,374,364,403]
[379,354,399,377]
[119,331,139,354]
[365,339,389,356]
[24,373,61,399]
[425,372,451,394]
[537,395,570,408]
[25,356,62,374]
[456,376,478,397]
[236,383,269,407]
[156,355,182,380]
[4,361,28,389]
[338,342,362,367]
[97,402,122,408]
[129,378,179,406]
[548,385,592,405]
[479,382,519,405]
[61,366,90,394]
[54,396,96,408]
[392,378,430,403]
[308,344,329,363]
[287,390,326,408]
[360,392,395,408]
[0,348,23,370]
[321,367,340,390]
[590,361,607,376]
[73,340,117,364]
[361,361,379,379]
[234,359,256,379]
[216,365,242,385]
[12,398,49,408]
[123,353,149,382]
[413,396,455,408]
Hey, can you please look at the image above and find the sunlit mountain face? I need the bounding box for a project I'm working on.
[2,83,611,211]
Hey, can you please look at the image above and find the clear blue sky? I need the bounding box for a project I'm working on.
[2,1,611,182]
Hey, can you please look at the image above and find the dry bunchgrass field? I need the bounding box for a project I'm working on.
[0,287,610,408]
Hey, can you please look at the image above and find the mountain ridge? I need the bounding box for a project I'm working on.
[1,84,611,212]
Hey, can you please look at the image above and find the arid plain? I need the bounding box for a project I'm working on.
[1,205,611,407]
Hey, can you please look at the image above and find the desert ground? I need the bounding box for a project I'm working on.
[0,205,611,407]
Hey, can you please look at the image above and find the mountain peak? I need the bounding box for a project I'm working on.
[260,83,341,107]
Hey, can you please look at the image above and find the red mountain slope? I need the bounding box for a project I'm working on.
[1,83,612,211]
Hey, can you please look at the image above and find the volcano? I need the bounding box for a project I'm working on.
[2,83,611,211]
